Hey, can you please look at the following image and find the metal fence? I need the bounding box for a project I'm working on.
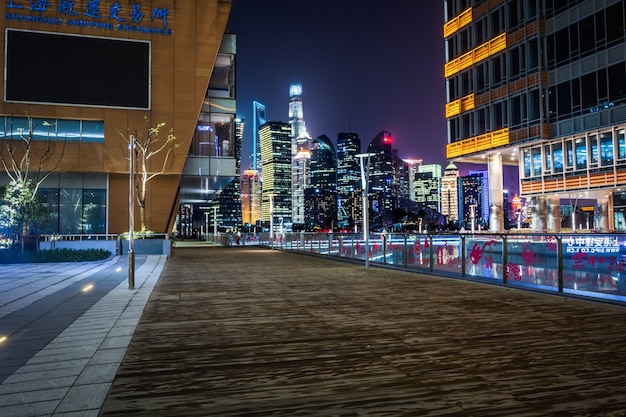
[255,231,626,304]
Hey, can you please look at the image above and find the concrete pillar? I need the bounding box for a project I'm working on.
[531,196,548,231]
[488,154,504,231]
[595,198,609,232]
[547,196,561,232]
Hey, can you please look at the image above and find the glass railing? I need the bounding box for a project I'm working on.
[259,232,626,304]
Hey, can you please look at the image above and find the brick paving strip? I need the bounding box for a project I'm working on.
[98,247,626,416]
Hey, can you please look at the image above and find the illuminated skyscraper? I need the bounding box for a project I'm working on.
[305,135,337,230]
[289,83,312,227]
[336,132,361,229]
[252,101,266,171]
[415,163,442,213]
[459,172,488,229]
[367,130,396,227]
[441,162,459,222]
[259,121,292,227]
[241,169,261,226]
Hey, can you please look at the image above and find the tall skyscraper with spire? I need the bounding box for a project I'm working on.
[289,83,312,227]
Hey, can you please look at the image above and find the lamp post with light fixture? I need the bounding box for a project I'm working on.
[357,153,376,269]
[128,134,136,290]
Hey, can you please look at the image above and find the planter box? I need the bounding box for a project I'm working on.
[121,238,171,258]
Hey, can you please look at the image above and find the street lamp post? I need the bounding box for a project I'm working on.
[128,134,136,290]
[269,193,274,248]
[357,153,376,269]
[204,211,209,242]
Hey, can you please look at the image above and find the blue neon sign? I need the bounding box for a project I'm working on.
[5,0,173,36]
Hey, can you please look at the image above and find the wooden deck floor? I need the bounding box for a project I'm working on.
[99,247,626,416]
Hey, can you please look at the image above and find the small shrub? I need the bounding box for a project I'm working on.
[0,248,111,264]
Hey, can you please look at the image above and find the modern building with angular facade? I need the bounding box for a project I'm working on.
[444,0,626,231]
[0,1,233,236]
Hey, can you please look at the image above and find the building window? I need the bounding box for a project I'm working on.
[566,140,574,171]
[600,132,613,166]
[589,135,598,167]
[532,147,541,176]
[544,144,551,172]
[553,142,564,173]
[523,149,531,177]
[575,138,587,170]
[0,117,104,142]
[618,130,626,160]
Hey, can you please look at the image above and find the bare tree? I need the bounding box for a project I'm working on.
[0,115,65,251]
[121,120,178,233]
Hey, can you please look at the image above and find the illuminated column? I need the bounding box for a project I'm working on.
[531,196,548,231]
[596,197,609,231]
[547,197,561,232]
[487,154,504,231]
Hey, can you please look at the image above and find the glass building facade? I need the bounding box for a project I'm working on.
[336,132,362,229]
[259,121,292,228]
[444,0,626,231]
[304,135,337,230]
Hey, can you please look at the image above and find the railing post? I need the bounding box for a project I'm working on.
[383,234,387,264]
[429,235,434,273]
[557,235,563,293]
[461,235,466,277]
[502,235,508,284]
[351,235,355,260]
[403,234,408,268]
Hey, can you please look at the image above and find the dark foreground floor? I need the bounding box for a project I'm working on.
[99,247,626,416]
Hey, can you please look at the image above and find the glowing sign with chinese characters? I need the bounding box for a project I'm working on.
[5,0,173,36]
[565,236,622,254]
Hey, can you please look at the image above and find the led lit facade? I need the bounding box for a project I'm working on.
[336,132,362,229]
[289,83,312,227]
[444,0,626,231]
[367,130,397,227]
[415,164,442,213]
[0,1,233,235]
[259,121,292,226]
[459,172,487,229]
[241,169,261,226]
[441,162,460,222]
[304,135,337,230]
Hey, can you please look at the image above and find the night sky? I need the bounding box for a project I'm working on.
[226,1,446,165]
[226,1,519,194]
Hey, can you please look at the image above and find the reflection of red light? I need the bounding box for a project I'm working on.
[383,136,392,143]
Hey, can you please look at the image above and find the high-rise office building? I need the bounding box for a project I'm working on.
[403,159,423,202]
[367,130,396,227]
[252,101,267,171]
[415,164,442,213]
[337,132,362,229]
[441,162,460,222]
[289,83,312,227]
[459,172,488,229]
[305,135,337,230]
[444,1,626,231]
[259,121,292,228]
[214,117,244,231]
[469,169,489,225]
[241,169,261,227]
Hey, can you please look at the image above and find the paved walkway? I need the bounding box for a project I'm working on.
[4,246,626,416]
[0,255,166,417]
[101,247,626,416]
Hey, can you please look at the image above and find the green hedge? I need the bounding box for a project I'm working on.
[0,248,112,264]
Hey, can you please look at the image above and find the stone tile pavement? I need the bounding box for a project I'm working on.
[0,255,166,417]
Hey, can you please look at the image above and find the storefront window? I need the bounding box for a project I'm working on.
[82,189,106,233]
